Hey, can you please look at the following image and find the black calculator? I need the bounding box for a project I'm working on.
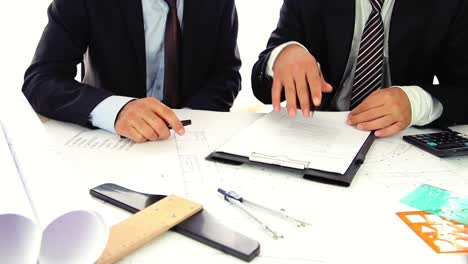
[403,131,468,158]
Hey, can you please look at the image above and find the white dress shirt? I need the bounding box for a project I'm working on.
[267,0,443,127]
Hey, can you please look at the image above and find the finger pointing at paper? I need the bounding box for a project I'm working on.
[272,44,333,118]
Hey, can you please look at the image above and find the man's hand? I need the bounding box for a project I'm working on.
[347,88,412,137]
[115,97,185,143]
[272,44,333,117]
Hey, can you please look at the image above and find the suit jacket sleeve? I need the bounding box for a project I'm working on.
[22,0,113,127]
[251,0,321,104]
[185,0,242,111]
[422,0,468,127]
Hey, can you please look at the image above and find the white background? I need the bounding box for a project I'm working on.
[0,0,283,111]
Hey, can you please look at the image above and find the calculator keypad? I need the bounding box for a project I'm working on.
[411,132,468,149]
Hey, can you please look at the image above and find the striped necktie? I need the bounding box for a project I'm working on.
[350,0,385,109]
[163,0,181,108]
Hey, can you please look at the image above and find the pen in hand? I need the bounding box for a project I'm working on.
[120,119,192,140]
[168,119,192,130]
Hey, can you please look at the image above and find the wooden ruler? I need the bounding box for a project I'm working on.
[96,195,203,264]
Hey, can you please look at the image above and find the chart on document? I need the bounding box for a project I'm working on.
[64,129,135,151]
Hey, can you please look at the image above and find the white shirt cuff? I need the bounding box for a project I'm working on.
[266,41,309,77]
[89,96,135,134]
[398,86,444,126]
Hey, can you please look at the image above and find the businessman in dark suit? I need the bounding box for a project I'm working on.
[23,0,241,143]
[252,0,468,137]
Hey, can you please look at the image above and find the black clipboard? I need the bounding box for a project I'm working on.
[206,133,375,187]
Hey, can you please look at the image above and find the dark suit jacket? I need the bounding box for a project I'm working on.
[252,0,468,127]
[23,0,241,127]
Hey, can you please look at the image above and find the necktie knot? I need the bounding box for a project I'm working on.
[370,0,384,13]
[164,0,177,10]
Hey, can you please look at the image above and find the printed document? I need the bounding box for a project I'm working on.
[218,110,371,174]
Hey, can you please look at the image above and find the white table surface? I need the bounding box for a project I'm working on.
[1,93,466,264]
[38,109,468,264]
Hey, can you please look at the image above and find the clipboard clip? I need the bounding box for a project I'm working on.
[249,152,310,170]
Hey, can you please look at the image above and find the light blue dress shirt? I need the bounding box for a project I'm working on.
[89,0,184,133]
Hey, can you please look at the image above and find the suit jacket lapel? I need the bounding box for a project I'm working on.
[181,0,207,86]
[389,0,429,85]
[117,0,146,97]
[323,0,356,88]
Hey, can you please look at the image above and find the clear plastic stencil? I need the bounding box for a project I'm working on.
[401,184,468,225]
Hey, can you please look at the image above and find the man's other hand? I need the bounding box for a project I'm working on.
[272,44,333,117]
[115,97,185,143]
[347,88,412,137]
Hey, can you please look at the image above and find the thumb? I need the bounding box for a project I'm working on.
[318,69,333,93]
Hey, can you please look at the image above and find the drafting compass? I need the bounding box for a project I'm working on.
[218,188,310,239]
